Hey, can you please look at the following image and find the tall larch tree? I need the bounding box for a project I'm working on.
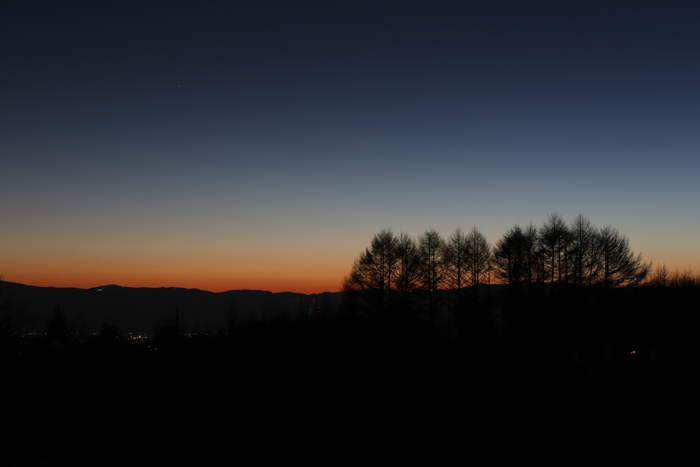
[444,228,470,332]
[418,229,446,329]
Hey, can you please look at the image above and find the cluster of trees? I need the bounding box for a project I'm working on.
[647,264,700,288]
[341,227,490,327]
[342,214,653,337]
[492,213,651,289]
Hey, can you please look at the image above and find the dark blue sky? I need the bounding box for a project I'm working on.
[2,1,699,292]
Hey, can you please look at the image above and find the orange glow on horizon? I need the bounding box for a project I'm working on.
[2,230,698,295]
[0,240,355,294]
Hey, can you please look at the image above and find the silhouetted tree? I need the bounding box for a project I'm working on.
[395,231,421,318]
[462,227,493,346]
[522,223,542,292]
[444,228,469,335]
[493,225,541,343]
[649,264,670,288]
[569,214,596,288]
[466,227,492,310]
[371,229,400,314]
[594,225,651,288]
[493,225,528,287]
[342,229,400,319]
[417,229,446,329]
[669,267,700,288]
[540,213,570,289]
[465,228,491,289]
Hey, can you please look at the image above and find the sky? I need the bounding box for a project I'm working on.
[2,1,699,293]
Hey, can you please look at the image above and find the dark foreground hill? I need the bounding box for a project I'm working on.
[0,281,342,333]
[3,312,698,466]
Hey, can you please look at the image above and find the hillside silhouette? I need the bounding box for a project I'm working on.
[1,281,341,333]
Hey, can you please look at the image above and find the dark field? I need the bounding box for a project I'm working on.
[4,308,698,466]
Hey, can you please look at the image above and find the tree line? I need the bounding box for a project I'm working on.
[342,213,655,339]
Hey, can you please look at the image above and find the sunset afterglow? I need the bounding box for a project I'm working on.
[2,2,699,293]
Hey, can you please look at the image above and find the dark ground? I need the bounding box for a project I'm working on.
[3,314,698,466]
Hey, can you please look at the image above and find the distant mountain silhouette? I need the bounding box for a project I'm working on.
[2,281,342,333]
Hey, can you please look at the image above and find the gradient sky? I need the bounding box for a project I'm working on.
[2,1,699,293]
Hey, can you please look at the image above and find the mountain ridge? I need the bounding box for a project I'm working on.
[0,280,342,333]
